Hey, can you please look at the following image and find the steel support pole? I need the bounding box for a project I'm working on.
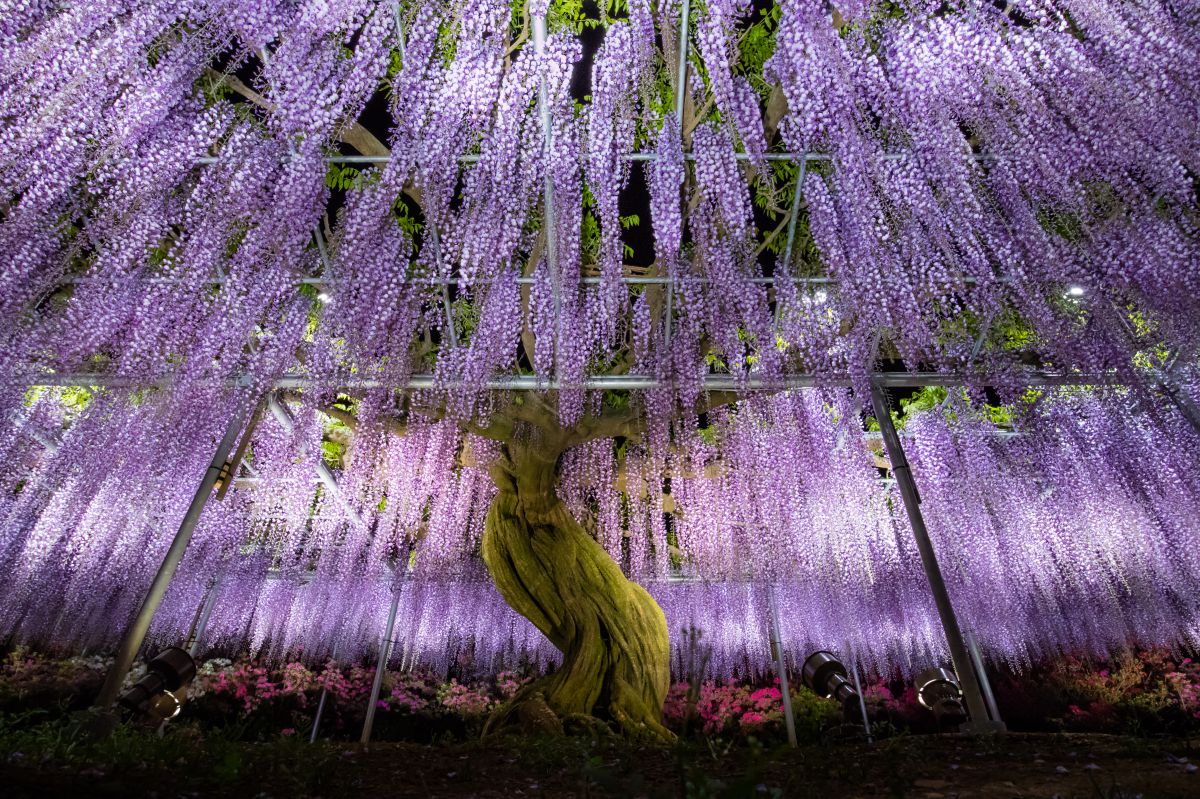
[531,15,561,375]
[940,313,996,410]
[1107,299,1200,438]
[431,227,457,348]
[664,282,673,346]
[1142,353,1200,439]
[776,153,809,332]
[674,0,692,127]
[965,631,1003,725]
[767,586,797,748]
[869,383,1003,734]
[310,686,330,743]
[310,640,341,743]
[663,0,692,349]
[1157,376,1200,438]
[780,153,809,273]
[94,398,253,710]
[267,393,365,528]
[360,587,402,744]
[28,427,61,452]
[847,648,873,741]
[187,574,224,658]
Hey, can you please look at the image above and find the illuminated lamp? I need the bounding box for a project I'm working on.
[118,647,196,723]
[801,651,861,717]
[915,666,968,725]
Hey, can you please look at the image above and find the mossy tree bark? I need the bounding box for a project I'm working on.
[479,425,673,740]
[317,392,742,738]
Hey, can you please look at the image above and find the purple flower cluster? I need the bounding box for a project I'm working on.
[0,2,1198,689]
[4,376,1199,681]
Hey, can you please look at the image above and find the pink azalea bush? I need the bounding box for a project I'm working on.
[858,680,932,729]
[309,661,376,704]
[1165,658,1200,718]
[380,672,436,713]
[662,679,839,740]
[436,679,496,716]
[952,649,1200,734]
[186,658,540,738]
[495,670,531,700]
[1046,651,1189,732]
[205,662,286,714]
[280,662,315,695]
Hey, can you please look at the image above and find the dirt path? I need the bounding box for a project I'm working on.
[3,732,1197,797]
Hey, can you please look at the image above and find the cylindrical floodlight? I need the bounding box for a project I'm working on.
[118,647,196,721]
[802,651,861,712]
[915,666,967,724]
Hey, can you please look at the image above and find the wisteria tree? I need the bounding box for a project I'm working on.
[1,0,1197,739]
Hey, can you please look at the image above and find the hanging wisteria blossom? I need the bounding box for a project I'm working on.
[0,0,1198,739]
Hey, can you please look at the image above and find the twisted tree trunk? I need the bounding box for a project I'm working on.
[480,435,673,740]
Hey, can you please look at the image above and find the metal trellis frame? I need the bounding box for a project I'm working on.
[256,48,337,284]
[16,5,1176,720]
[266,393,367,528]
[193,151,1000,166]
[664,0,693,347]
[65,273,1005,287]
[532,13,562,376]
[14,369,1117,391]
[390,3,459,346]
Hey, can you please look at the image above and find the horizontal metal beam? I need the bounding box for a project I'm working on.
[63,274,837,286]
[197,151,1000,166]
[862,429,1019,441]
[63,273,1009,288]
[9,370,1116,391]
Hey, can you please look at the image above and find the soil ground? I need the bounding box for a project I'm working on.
[2,731,1197,798]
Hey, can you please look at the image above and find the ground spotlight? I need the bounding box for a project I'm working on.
[802,651,861,717]
[118,647,196,723]
[915,666,967,725]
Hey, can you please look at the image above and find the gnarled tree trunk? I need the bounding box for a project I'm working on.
[480,434,672,740]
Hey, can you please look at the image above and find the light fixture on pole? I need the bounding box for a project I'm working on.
[915,666,968,725]
[801,651,862,719]
[118,647,197,724]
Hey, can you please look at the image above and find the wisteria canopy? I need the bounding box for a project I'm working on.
[1,0,1198,737]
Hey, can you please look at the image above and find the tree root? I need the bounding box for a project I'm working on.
[484,681,674,742]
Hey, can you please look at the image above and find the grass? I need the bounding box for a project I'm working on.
[0,710,343,795]
[2,711,1198,798]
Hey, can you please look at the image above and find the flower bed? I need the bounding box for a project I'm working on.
[988,650,1200,735]
[661,680,844,742]
[2,647,1199,742]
